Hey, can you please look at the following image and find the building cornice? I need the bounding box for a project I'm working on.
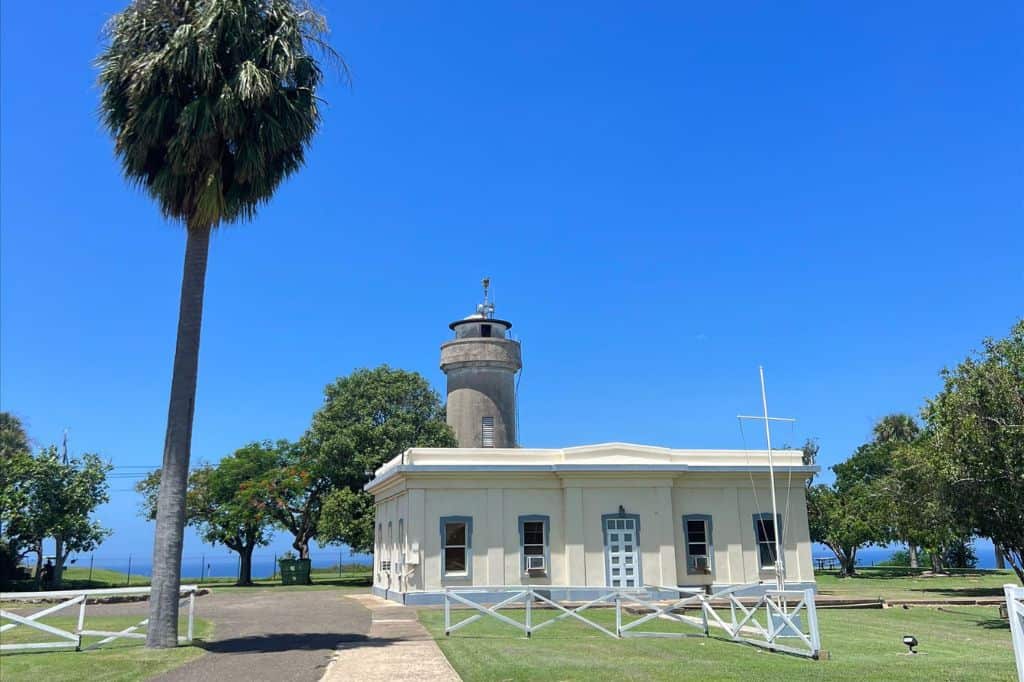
[364,462,818,493]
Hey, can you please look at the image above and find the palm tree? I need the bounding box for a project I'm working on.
[97,0,340,647]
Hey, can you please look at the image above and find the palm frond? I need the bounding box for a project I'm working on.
[96,0,341,230]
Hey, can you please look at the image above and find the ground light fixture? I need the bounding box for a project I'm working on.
[902,635,919,654]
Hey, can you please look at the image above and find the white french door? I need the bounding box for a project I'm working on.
[604,517,640,588]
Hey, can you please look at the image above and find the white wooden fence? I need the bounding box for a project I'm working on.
[0,585,198,653]
[1007,584,1024,682]
[444,583,822,659]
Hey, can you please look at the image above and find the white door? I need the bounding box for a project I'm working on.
[605,517,640,588]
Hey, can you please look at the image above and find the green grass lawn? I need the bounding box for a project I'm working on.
[421,602,1016,681]
[0,615,212,682]
[207,572,372,593]
[815,566,1018,601]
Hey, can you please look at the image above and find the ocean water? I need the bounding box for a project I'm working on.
[68,549,372,582]
[814,541,1001,569]
[69,539,1001,584]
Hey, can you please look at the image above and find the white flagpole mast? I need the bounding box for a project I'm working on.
[758,366,785,592]
[737,366,794,593]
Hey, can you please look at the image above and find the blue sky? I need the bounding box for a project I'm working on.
[2,1,1021,564]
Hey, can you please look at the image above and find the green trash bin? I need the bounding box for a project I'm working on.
[279,558,311,585]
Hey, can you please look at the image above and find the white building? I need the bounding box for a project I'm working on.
[367,286,817,604]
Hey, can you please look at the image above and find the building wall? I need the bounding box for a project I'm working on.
[671,478,813,587]
[372,473,814,595]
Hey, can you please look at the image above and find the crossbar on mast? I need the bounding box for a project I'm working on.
[737,416,796,422]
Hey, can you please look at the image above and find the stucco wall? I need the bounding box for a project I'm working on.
[372,472,814,594]
[671,479,813,586]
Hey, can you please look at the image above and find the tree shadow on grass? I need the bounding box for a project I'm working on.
[916,586,1006,598]
[197,633,402,654]
[934,607,1011,631]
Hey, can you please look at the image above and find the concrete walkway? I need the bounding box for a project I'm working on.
[320,594,461,682]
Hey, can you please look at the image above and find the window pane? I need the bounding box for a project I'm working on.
[686,520,706,543]
[524,544,543,556]
[445,547,466,572]
[759,543,774,567]
[524,522,544,545]
[689,543,707,556]
[445,522,466,546]
[756,519,776,543]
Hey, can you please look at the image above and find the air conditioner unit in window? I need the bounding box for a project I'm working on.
[694,556,710,574]
[526,555,546,572]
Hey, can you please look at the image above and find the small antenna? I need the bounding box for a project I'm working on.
[478,277,495,318]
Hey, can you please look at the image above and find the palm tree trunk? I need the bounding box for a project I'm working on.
[147,225,211,649]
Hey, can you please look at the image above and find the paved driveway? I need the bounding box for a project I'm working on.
[154,588,373,682]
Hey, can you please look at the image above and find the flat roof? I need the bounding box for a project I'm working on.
[365,442,817,492]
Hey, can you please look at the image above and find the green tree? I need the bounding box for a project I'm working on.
[0,413,33,582]
[781,437,819,486]
[832,414,936,567]
[809,415,922,577]
[872,413,921,445]
[882,435,966,573]
[97,0,339,646]
[25,448,112,587]
[312,366,456,554]
[137,443,278,585]
[924,319,1024,583]
[806,483,881,577]
[245,439,325,561]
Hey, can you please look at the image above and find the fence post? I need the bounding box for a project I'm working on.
[187,589,196,642]
[615,593,622,637]
[126,554,132,586]
[804,588,822,656]
[1006,585,1024,682]
[77,594,87,638]
[525,589,532,638]
[444,590,451,636]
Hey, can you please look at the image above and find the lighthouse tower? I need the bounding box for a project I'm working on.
[440,279,522,448]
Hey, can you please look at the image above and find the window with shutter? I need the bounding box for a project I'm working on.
[481,416,495,447]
